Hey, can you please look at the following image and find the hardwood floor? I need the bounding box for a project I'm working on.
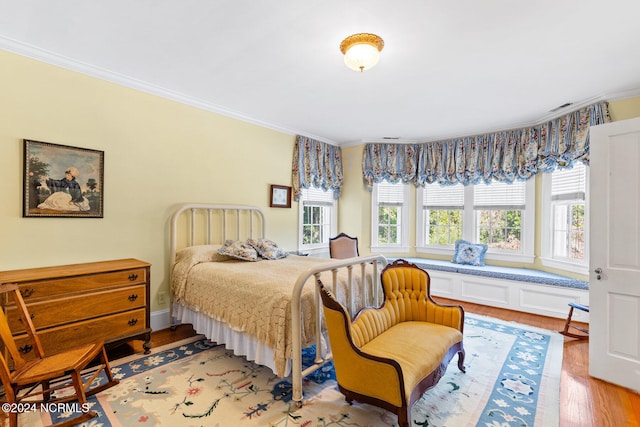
[124,300,640,427]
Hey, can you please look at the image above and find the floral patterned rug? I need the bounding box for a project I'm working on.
[29,313,563,427]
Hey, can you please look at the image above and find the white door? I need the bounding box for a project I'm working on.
[589,116,640,392]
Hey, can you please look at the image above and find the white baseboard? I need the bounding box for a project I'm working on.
[150,309,172,332]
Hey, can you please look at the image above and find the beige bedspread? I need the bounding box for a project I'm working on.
[171,246,374,376]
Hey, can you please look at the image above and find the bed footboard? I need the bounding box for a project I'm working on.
[290,254,387,406]
[169,203,387,406]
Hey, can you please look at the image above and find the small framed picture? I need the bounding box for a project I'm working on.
[269,184,291,208]
[23,139,104,218]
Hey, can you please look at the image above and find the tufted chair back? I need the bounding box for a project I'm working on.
[350,259,464,348]
[382,260,464,327]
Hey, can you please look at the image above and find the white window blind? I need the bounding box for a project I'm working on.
[423,183,464,208]
[377,182,405,206]
[474,180,526,209]
[551,163,586,201]
[302,187,334,206]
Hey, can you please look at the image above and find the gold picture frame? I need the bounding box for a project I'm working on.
[23,139,104,218]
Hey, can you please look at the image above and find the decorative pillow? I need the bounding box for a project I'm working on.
[217,240,260,261]
[247,238,288,260]
[452,239,488,266]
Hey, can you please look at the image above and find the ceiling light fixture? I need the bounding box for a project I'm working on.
[340,33,384,72]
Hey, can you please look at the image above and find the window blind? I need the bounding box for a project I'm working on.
[377,182,405,206]
[551,163,586,201]
[423,183,464,209]
[302,187,334,206]
[474,180,526,210]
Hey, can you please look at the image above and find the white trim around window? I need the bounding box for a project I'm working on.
[540,164,589,275]
[416,179,535,263]
[370,181,410,253]
[297,187,338,255]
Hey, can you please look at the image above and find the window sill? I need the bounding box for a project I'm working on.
[539,257,589,276]
[371,245,410,253]
[416,246,534,264]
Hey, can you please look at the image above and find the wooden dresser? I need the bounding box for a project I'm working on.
[0,259,152,359]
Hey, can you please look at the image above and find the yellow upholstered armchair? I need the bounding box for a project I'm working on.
[318,259,465,427]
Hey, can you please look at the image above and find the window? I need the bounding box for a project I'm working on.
[371,181,410,251]
[474,181,526,251]
[541,163,588,273]
[417,179,534,262]
[298,187,337,254]
[418,183,464,246]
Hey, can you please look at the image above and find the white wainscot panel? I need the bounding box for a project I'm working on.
[519,285,590,322]
[428,271,456,297]
[460,277,510,306]
[427,269,589,321]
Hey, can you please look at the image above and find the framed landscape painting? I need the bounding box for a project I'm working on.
[23,139,104,218]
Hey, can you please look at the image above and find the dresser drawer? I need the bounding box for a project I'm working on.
[14,307,148,358]
[15,268,147,302]
[7,285,147,333]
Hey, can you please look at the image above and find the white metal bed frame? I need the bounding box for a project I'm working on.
[169,203,387,406]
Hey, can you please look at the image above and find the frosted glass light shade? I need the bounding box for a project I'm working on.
[340,33,384,72]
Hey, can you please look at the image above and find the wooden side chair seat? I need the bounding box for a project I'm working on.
[559,302,589,340]
[329,233,359,259]
[0,283,119,427]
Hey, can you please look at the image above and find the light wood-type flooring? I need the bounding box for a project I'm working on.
[124,298,640,427]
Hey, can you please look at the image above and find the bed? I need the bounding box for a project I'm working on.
[169,203,387,406]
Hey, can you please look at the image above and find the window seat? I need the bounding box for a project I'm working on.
[390,257,589,322]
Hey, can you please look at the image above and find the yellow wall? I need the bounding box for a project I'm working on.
[2,46,639,312]
[339,96,640,280]
[0,50,298,312]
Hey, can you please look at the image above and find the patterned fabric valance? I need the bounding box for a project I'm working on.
[363,101,610,188]
[292,135,343,201]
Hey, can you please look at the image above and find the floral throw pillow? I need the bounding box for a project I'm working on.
[452,239,488,266]
[247,238,288,260]
[217,240,260,261]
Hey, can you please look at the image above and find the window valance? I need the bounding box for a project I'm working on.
[292,135,343,201]
[363,101,610,188]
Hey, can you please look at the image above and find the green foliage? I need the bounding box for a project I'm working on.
[378,207,399,244]
[428,210,462,244]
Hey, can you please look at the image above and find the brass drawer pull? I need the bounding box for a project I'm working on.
[128,294,138,302]
[20,288,35,298]
[128,274,138,281]
[18,344,33,354]
[128,318,138,326]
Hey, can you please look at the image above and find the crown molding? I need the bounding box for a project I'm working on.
[0,36,338,146]
[2,35,638,148]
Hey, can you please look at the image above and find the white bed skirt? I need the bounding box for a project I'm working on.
[173,303,291,377]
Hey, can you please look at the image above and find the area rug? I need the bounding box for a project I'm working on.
[28,313,563,427]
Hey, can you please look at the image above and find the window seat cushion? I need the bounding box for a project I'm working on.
[391,257,588,290]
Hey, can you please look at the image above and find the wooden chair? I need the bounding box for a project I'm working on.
[318,259,465,427]
[0,283,119,427]
[559,302,589,339]
[329,233,359,259]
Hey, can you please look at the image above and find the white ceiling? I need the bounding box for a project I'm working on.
[1,0,639,145]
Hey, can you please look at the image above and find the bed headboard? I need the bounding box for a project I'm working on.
[170,203,266,267]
